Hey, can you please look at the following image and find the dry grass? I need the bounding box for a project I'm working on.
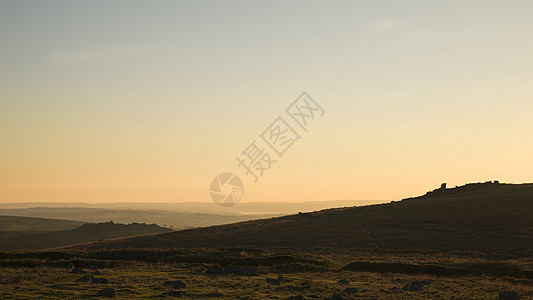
[1,248,532,299]
[0,264,532,299]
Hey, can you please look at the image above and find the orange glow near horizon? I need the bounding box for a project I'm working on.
[1,2,532,205]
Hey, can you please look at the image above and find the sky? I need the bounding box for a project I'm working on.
[1,1,532,204]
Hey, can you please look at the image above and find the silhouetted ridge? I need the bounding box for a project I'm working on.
[63,183,533,257]
[76,221,166,237]
[405,181,533,200]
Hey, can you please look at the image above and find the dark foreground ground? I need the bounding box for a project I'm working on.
[1,248,531,299]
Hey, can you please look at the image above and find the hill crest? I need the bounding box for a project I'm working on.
[64,182,533,257]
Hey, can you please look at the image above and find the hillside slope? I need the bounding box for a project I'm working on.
[0,221,172,251]
[69,182,533,257]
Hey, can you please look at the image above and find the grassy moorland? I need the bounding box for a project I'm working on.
[0,182,531,299]
[0,248,531,299]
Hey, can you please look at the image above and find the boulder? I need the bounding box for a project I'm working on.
[92,277,109,284]
[206,264,225,274]
[96,287,115,298]
[70,267,86,274]
[75,275,92,283]
[66,263,74,270]
[330,293,344,300]
[402,280,430,291]
[163,280,186,289]
[499,291,520,300]
[336,279,349,285]
[266,277,280,286]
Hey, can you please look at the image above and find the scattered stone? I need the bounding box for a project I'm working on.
[96,287,115,298]
[94,270,102,275]
[163,280,186,289]
[330,293,344,300]
[278,274,286,282]
[336,279,349,285]
[92,277,109,284]
[70,267,86,274]
[341,287,358,295]
[381,272,393,277]
[161,291,183,297]
[402,280,430,291]
[206,264,225,274]
[66,263,74,270]
[266,277,281,286]
[499,291,520,300]
[75,275,92,282]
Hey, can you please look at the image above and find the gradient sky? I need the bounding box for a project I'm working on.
[1,1,532,204]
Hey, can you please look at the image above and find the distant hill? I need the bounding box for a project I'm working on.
[0,215,85,231]
[0,221,172,251]
[0,200,381,215]
[68,182,533,257]
[0,201,382,231]
[0,207,284,229]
